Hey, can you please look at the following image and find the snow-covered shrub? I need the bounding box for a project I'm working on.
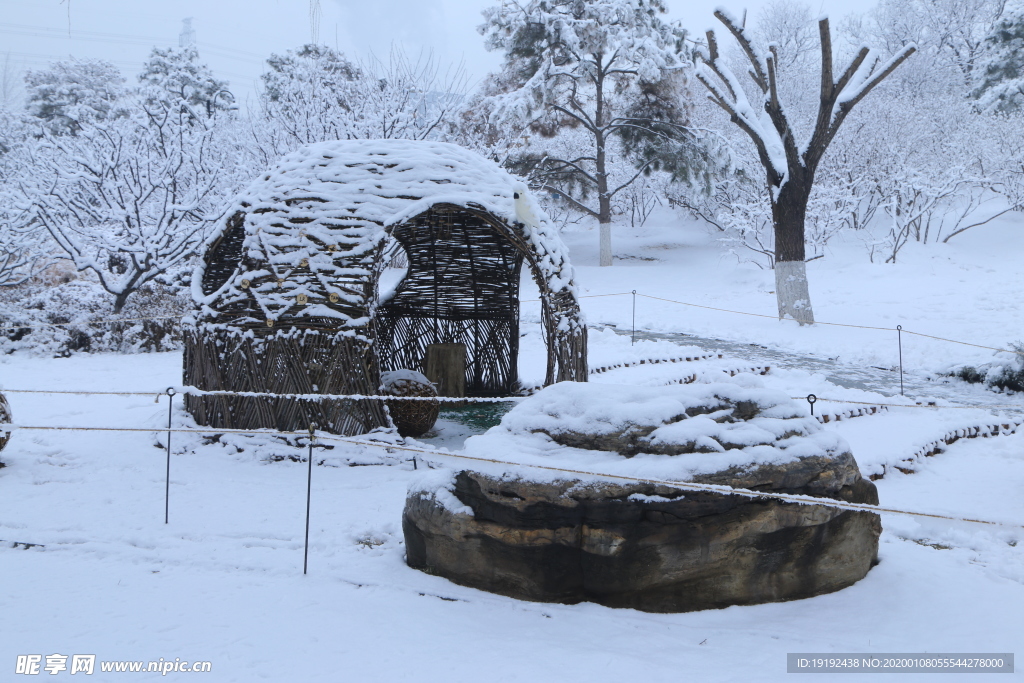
[0,279,187,356]
[949,342,1024,393]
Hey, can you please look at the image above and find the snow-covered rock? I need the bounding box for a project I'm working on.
[404,376,880,612]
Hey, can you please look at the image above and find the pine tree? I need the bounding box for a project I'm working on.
[254,45,463,160]
[973,0,1024,113]
[479,0,692,266]
[253,44,361,157]
[262,44,360,105]
[138,46,234,117]
[24,57,125,134]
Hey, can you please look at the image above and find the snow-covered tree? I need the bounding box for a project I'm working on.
[0,108,30,159]
[987,110,1024,208]
[138,46,235,117]
[755,0,819,70]
[478,0,692,266]
[843,0,1003,88]
[0,111,52,286]
[0,216,53,288]
[695,9,915,324]
[23,96,239,312]
[973,0,1024,112]
[354,48,466,141]
[253,45,464,163]
[24,57,125,135]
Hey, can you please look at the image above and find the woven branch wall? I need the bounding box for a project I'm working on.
[377,204,523,396]
[185,140,588,436]
[184,194,390,434]
[183,328,389,435]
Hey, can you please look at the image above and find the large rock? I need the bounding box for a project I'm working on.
[403,379,881,612]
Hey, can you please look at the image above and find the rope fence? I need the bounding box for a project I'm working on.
[2,292,1021,571]
[1,419,1020,531]
[632,293,1024,356]
[531,290,1024,358]
[2,384,1021,411]
[3,290,1019,356]
[793,396,1024,411]
[2,382,1021,571]
[0,386,527,404]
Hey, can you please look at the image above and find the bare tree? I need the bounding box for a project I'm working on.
[252,45,465,165]
[696,9,915,323]
[25,97,237,312]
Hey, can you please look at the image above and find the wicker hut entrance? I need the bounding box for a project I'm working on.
[378,204,524,396]
[184,139,587,436]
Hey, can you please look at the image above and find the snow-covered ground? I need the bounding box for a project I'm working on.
[2,216,1023,681]
[541,209,1024,377]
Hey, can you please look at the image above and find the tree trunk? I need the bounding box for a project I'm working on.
[595,65,613,267]
[771,178,815,325]
[774,261,814,324]
[113,290,131,314]
[425,343,467,397]
[599,221,612,267]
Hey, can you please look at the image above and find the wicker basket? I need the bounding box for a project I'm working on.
[382,370,440,437]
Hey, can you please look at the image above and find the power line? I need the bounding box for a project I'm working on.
[0,51,252,84]
[0,23,268,63]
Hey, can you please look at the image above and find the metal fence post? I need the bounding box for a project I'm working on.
[304,423,316,575]
[164,387,175,524]
[897,325,905,396]
[631,290,637,345]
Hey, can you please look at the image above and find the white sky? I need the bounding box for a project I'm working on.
[0,0,875,109]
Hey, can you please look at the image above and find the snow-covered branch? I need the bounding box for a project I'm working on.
[24,96,242,312]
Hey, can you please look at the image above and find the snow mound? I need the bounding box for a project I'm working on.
[458,375,852,483]
[380,369,433,390]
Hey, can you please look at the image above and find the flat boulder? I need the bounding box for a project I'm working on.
[403,378,880,612]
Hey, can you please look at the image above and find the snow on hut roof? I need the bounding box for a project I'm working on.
[193,139,577,324]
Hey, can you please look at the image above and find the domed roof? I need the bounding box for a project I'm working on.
[191,139,576,329]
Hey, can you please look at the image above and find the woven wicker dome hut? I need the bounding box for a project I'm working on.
[185,139,587,435]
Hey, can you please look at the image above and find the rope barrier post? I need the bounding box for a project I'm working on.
[304,423,316,575]
[806,393,817,416]
[164,387,175,525]
[897,325,905,396]
[631,290,637,345]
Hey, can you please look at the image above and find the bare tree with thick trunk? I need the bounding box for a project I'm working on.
[696,9,915,323]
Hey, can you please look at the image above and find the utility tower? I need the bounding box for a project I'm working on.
[310,1,321,44]
[179,18,196,48]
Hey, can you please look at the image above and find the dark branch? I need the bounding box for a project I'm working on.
[537,184,599,218]
[819,17,834,100]
[714,9,768,93]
